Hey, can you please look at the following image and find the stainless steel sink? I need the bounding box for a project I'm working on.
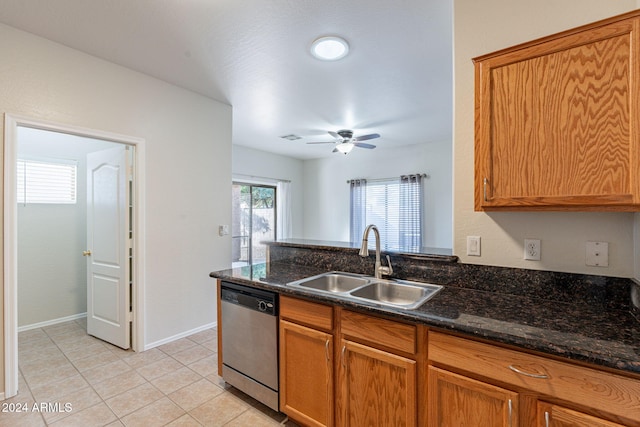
[287,272,442,310]
[287,272,370,293]
[349,280,442,309]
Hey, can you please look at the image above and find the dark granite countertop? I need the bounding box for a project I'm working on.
[210,261,640,377]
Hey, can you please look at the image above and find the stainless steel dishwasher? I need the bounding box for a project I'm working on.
[220,281,279,411]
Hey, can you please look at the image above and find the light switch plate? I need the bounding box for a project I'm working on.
[467,236,481,256]
[218,225,229,236]
[586,241,608,267]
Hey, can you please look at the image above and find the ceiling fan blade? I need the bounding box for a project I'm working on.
[306,141,335,144]
[328,131,341,140]
[353,133,380,142]
[354,142,376,149]
[332,147,339,153]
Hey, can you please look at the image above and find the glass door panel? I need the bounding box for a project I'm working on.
[231,183,276,267]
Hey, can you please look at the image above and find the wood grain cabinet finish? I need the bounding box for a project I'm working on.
[429,331,640,427]
[279,296,422,427]
[428,366,518,427]
[339,339,416,427]
[474,11,640,211]
[280,297,334,427]
[280,320,333,427]
[537,401,626,427]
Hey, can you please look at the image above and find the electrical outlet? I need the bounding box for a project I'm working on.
[524,239,541,261]
[218,225,229,236]
[467,236,481,256]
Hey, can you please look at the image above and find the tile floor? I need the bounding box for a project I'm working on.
[2,318,297,426]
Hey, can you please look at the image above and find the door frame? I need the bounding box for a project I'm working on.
[3,114,147,398]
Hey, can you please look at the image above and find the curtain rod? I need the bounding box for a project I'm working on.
[346,173,428,184]
[233,173,291,183]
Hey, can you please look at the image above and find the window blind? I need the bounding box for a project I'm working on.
[350,174,424,252]
[17,159,77,204]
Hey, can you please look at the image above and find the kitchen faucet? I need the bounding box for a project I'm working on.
[359,224,393,279]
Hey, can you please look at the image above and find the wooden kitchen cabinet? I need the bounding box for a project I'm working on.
[474,11,640,211]
[280,296,334,427]
[337,309,423,427]
[279,296,425,426]
[428,331,640,427]
[537,401,626,427]
[339,339,416,426]
[428,366,518,427]
[280,320,333,427]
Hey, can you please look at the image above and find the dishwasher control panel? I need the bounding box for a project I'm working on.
[220,282,277,316]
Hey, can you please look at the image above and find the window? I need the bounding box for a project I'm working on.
[17,159,77,204]
[350,174,424,252]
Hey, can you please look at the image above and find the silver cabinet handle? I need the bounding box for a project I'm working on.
[509,364,549,379]
[341,345,346,368]
[483,177,489,202]
[325,339,330,362]
[508,399,513,427]
[545,411,550,427]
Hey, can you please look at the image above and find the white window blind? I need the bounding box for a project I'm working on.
[350,174,424,252]
[17,159,77,204]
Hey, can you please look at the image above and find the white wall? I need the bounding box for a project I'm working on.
[232,145,305,239]
[17,157,88,327]
[0,21,232,369]
[16,129,120,327]
[453,0,638,277]
[302,141,453,249]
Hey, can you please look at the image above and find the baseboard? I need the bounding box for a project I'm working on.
[18,312,87,332]
[144,321,217,351]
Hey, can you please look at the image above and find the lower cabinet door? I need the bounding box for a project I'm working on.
[428,366,519,427]
[340,339,416,427]
[537,401,626,427]
[280,320,333,427]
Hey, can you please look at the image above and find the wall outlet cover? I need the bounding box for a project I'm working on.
[586,241,608,267]
[524,238,541,261]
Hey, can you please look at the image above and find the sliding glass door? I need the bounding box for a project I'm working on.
[231,183,276,267]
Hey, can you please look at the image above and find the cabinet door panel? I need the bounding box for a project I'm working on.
[474,15,640,210]
[341,339,416,427]
[280,320,333,427]
[428,366,518,427]
[537,401,626,427]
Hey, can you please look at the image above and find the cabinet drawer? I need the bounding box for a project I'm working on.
[429,331,640,423]
[280,295,333,332]
[341,310,416,355]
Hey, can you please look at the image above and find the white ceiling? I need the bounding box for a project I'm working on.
[0,0,453,160]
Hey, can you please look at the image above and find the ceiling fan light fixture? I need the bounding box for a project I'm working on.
[336,142,354,154]
[311,36,349,61]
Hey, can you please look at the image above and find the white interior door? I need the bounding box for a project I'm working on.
[86,145,131,349]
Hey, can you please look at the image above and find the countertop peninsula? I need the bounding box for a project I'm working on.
[212,240,640,377]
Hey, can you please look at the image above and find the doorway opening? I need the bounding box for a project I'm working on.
[3,114,146,399]
[231,183,276,267]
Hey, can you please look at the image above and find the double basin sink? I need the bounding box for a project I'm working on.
[287,271,442,310]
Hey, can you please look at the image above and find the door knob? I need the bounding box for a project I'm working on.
[83,250,92,257]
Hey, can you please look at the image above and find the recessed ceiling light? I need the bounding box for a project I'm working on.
[310,36,349,61]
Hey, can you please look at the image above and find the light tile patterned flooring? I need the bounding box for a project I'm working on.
[3,318,295,426]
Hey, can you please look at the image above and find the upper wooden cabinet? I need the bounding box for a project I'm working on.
[474,11,640,211]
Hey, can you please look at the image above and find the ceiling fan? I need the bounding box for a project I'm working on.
[307,129,380,154]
